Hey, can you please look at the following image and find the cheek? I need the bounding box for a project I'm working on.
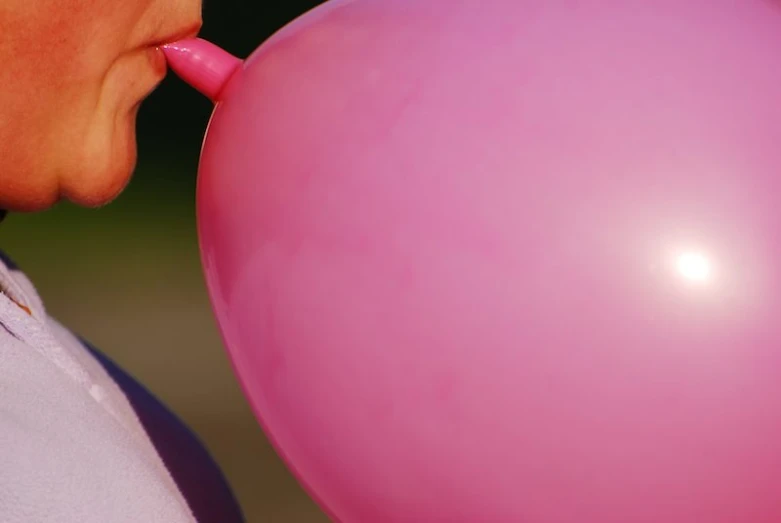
[0,8,95,172]
[0,1,139,208]
[0,0,168,210]
[0,0,148,87]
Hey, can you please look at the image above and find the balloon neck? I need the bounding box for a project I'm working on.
[161,38,242,103]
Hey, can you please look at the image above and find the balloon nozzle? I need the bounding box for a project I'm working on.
[161,38,242,103]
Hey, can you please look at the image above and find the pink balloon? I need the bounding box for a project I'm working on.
[164,1,781,521]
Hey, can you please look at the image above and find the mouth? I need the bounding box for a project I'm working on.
[151,21,204,49]
[142,21,203,85]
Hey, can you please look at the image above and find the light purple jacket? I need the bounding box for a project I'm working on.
[0,252,243,522]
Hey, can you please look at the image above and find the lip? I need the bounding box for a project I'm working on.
[124,20,203,101]
[142,20,203,81]
[150,21,203,49]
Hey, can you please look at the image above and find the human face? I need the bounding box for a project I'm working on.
[0,0,202,211]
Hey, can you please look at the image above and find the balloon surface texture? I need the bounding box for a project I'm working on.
[163,1,781,521]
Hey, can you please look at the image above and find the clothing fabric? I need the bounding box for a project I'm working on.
[0,251,243,522]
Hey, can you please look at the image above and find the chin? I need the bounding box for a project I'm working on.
[0,187,60,213]
[1,86,147,212]
[62,152,136,208]
[0,157,134,213]
[62,109,140,208]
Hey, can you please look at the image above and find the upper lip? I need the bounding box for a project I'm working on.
[150,21,203,48]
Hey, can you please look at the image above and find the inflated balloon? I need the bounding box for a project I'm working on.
[163,1,781,521]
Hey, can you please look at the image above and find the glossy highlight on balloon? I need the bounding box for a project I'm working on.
[164,1,781,522]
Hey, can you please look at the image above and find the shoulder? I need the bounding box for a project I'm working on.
[0,326,196,523]
[80,336,245,523]
[0,250,243,523]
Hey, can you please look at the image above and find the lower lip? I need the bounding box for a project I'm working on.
[146,47,168,77]
[134,47,169,101]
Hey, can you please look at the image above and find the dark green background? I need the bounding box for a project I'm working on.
[2,2,333,521]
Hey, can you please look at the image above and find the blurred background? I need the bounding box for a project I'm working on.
[1,2,331,521]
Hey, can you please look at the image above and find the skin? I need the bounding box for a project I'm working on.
[0,0,202,211]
